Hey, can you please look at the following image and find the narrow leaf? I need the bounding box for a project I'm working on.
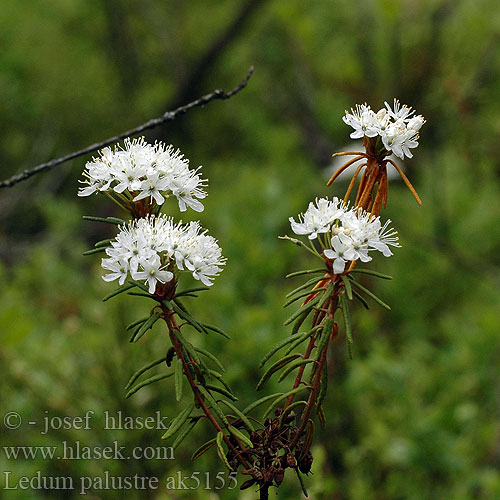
[83,247,106,256]
[175,286,210,297]
[340,295,353,359]
[228,425,253,448]
[172,417,201,449]
[102,283,135,302]
[348,279,391,310]
[256,354,301,391]
[295,469,309,498]
[219,400,255,432]
[126,372,173,398]
[341,275,353,300]
[284,295,321,327]
[126,317,148,331]
[216,431,232,470]
[94,238,114,248]
[350,268,392,280]
[125,356,165,390]
[206,384,238,402]
[317,361,328,411]
[286,268,326,279]
[82,215,126,225]
[200,323,231,339]
[263,387,306,418]
[285,276,325,298]
[283,287,327,308]
[131,313,161,343]
[278,359,316,383]
[192,438,216,461]
[352,289,370,309]
[174,359,183,402]
[198,385,229,425]
[259,333,304,368]
[195,347,225,373]
[314,318,334,362]
[242,393,284,415]
[161,403,195,440]
[279,400,306,428]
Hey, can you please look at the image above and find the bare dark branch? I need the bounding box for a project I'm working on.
[0,66,254,189]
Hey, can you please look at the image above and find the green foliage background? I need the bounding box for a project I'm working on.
[1,1,499,499]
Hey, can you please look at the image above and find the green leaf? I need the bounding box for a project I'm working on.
[219,400,255,432]
[198,385,229,425]
[195,347,225,372]
[172,417,201,449]
[102,283,135,302]
[192,438,216,461]
[315,283,335,311]
[172,303,204,333]
[292,309,310,335]
[352,289,370,309]
[131,313,161,342]
[341,275,353,300]
[300,419,315,460]
[317,361,328,411]
[283,287,327,308]
[256,354,301,390]
[175,286,210,297]
[340,295,353,359]
[174,359,183,402]
[126,317,148,331]
[206,383,238,402]
[285,275,325,298]
[125,356,165,390]
[350,268,392,279]
[94,238,114,248]
[161,403,195,440]
[174,330,202,367]
[263,387,306,419]
[126,372,173,398]
[279,400,306,427]
[200,323,231,339]
[216,432,232,470]
[83,247,107,256]
[295,469,309,497]
[284,326,321,355]
[228,425,253,448]
[278,359,316,383]
[348,278,391,310]
[242,393,284,415]
[286,268,326,279]
[259,333,304,368]
[284,294,321,326]
[82,215,126,225]
[314,318,334,362]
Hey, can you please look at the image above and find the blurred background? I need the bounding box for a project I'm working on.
[1,0,499,499]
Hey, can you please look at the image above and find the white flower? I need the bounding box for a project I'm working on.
[78,138,207,213]
[342,99,425,159]
[101,215,226,293]
[131,255,174,294]
[324,235,350,274]
[288,199,400,274]
[343,104,379,139]
[289,197,348,239]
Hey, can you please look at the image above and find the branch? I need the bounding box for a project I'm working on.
[0,66,254,189]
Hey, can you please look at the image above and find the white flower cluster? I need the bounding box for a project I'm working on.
[343,99,425,159]
[102,215,226,293]
[78,138,207,212]
[289,197,400,274]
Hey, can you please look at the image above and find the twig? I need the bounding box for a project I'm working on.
[0,66,254,189]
